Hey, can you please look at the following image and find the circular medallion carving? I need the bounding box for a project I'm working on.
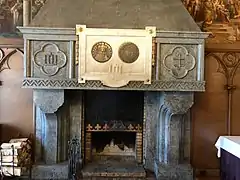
[118,42,139,63]
[91,41,112,63]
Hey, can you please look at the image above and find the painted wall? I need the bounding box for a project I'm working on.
[191,46,240,173]
[0,47,33,142]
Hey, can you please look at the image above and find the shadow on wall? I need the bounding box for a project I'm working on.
[0,48,33,142]
[0,124,27,142]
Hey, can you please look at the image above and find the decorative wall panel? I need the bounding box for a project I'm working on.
[76,25,156,88]
[160,44,197,80]
[31,41,69,78]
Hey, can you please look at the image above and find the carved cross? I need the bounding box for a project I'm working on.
[173,52,185,68]
[86,124,93,131]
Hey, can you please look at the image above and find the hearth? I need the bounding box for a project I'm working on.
[17,0,209,179]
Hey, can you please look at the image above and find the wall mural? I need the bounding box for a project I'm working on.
[0,0,45,37]
[183,0,240,42]
[1,0,239,42]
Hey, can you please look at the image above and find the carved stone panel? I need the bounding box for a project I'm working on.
[31,41,69,78]
[76,25,156,88]
[159,44,198,81]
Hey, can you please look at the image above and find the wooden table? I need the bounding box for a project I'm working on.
[215,136,240,180]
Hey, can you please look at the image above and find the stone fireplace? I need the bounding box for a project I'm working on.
[17,0,209,179]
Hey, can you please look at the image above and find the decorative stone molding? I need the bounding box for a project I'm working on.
[22,78,205,92]
[33,89,64,113]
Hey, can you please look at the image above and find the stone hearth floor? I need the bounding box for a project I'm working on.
[81,159,147,179]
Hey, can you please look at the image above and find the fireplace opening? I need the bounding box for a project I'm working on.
[83,90,144,164]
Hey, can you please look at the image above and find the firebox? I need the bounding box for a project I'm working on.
[83,90,144,164]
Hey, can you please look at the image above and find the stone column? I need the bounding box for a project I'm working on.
[33,89,64,164]
[154,92,194,180]
[23,0,30,26]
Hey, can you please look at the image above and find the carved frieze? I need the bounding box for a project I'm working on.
[22,78,205,91]
[76,25,156,88]
[31,41,69,78]
[159,44,198,81]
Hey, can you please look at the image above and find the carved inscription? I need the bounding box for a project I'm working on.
[109,64,122,74]
[118,42,139,63]
[109,64,123,81]
[163,46,196,79]
[34,43,67,76]
[44,53,58,65]
[91,41,113,63]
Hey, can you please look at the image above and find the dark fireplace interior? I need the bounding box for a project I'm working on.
[84,90,144,163]
[85,90,144,124]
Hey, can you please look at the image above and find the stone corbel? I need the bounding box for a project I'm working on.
[162,92,194,115]
[33,89,64,113]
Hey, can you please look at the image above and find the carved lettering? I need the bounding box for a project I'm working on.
[44,53,58,66]
[109,64,122,74]
[34,43,67,76]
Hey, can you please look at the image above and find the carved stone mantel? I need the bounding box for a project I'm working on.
[18,27,208,92]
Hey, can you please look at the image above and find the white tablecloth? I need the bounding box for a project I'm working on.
[215,136,240,159]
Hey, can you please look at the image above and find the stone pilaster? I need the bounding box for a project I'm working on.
[154,92,194,180]
[33,89,64,164]
[144,92,161,171]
